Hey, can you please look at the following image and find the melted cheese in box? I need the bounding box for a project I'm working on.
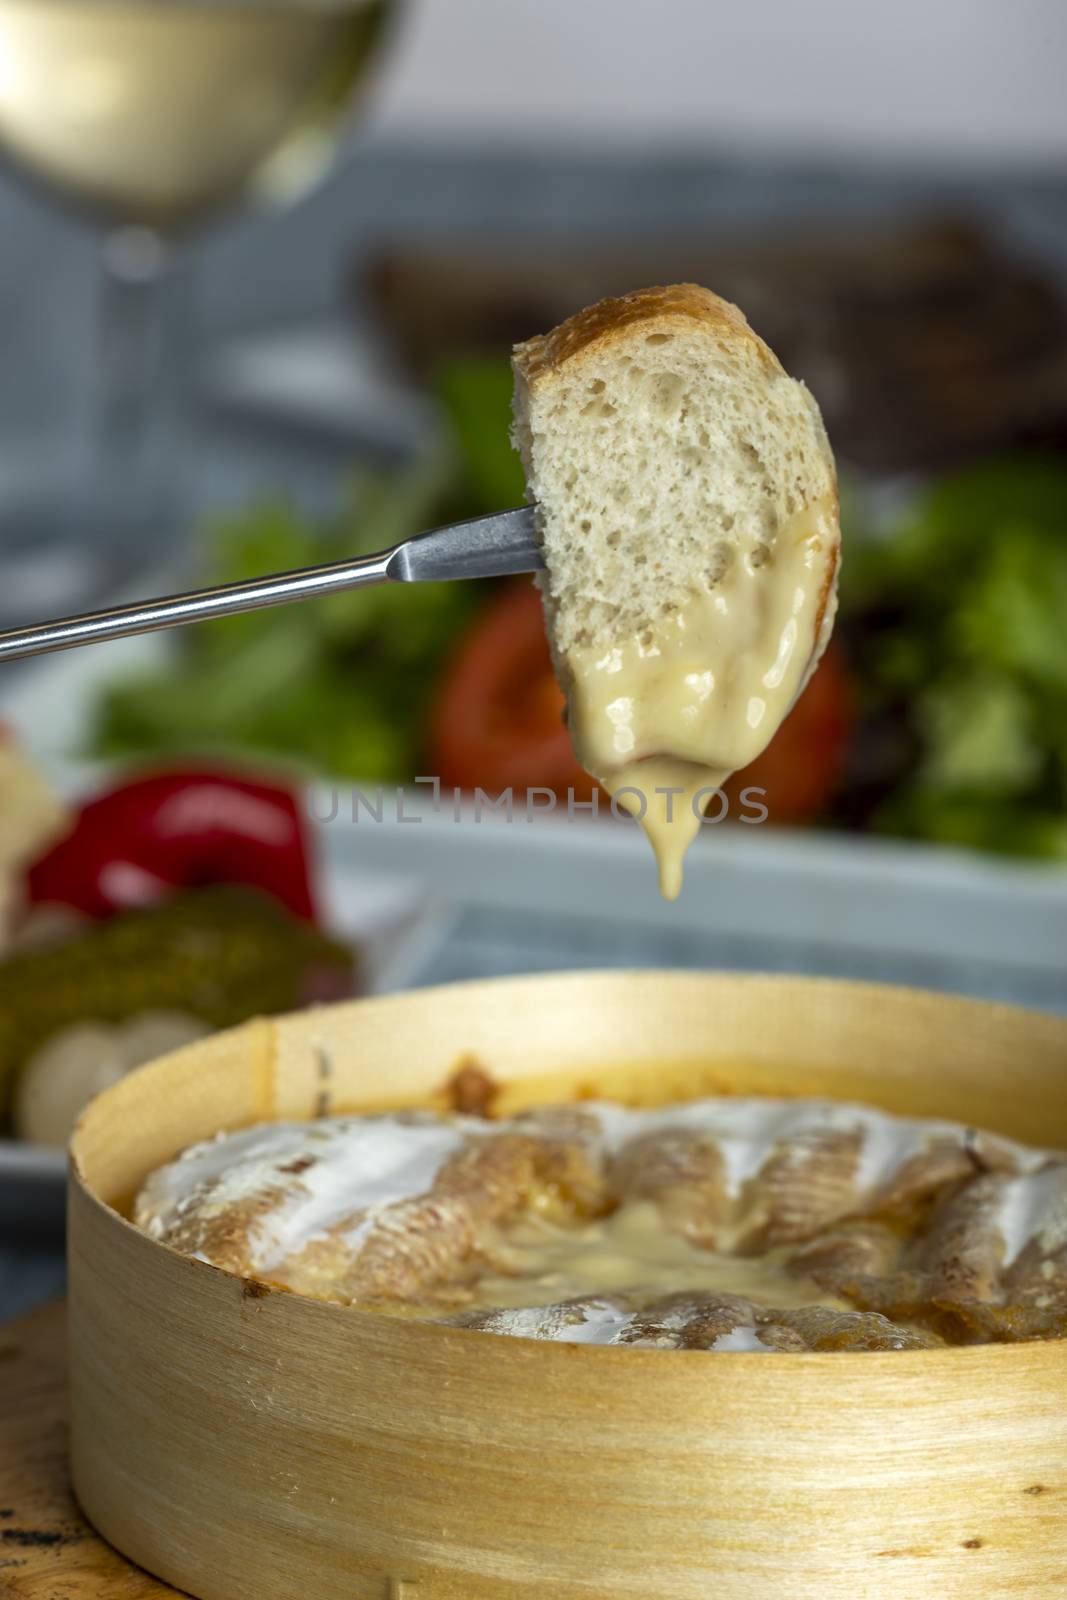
[135,1094,1067,1353]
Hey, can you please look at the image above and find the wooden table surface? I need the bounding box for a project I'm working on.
[0,1300,176,1598]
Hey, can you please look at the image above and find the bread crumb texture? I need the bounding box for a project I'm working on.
[512,283,835,655]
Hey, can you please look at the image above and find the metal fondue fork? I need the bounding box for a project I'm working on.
[0,506,542,663]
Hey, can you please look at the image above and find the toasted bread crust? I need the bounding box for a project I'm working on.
[512,282,782,388]
[811,513,841,670]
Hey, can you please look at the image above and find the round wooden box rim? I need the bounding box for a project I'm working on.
[69,968,1067,1372]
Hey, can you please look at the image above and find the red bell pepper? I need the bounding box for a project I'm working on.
[26,767,316,921]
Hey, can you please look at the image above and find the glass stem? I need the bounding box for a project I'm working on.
[95,224,187,582]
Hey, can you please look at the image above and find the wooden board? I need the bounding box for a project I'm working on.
[0,1300,176,1599]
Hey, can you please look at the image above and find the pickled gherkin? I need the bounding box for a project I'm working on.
[0,887,354,1120]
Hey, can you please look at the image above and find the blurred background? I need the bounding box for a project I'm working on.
[2,0,1067,1309]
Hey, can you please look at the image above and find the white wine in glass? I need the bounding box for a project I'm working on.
[0,0,396,601]
[0,0,391,226]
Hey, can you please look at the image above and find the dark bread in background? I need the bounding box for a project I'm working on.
[366,219,1067,473]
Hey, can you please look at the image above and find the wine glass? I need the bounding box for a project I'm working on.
[0,0,396,611]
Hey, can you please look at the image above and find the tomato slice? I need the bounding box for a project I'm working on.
[724,645,852,824]
[428,583,596,799]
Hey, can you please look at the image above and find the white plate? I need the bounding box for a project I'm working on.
[5,619,1067,1231]
[311,784,1067,996]
[7,627,1066,990]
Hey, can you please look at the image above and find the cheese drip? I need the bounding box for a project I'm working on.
[567,497,837,898]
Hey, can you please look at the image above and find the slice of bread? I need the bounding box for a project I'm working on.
[511,284,840,898]
[512,282,838,664]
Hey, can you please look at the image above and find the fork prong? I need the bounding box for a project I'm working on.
[389,506,543,583]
